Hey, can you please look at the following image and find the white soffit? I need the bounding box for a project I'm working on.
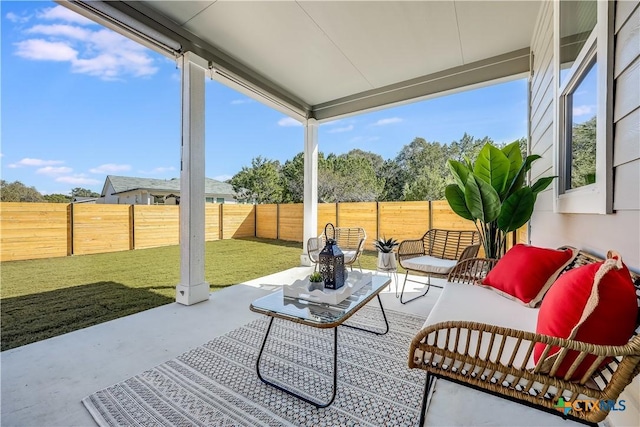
[182,1,374,105]
[455,1,542,64]
[79,1,542,120]
[297,1,462,88]
[146,1,213,26]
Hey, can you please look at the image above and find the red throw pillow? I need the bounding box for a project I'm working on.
[481,244,576,307]
[533,252,638,380]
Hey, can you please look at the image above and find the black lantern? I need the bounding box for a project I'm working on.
[319,223,345,289]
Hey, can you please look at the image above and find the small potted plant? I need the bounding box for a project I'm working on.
[375,236,398,270]
[308,271,324,290]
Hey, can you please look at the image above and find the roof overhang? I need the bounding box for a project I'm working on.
[59,0,541,122]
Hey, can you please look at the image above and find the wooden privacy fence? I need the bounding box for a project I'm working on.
[255,201,525,252]
[256,200,528,250]
[256,201,485,251]
[0,201,525,262]
[0,202,255,261]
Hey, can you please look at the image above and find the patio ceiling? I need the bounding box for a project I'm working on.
[64,0,542,121]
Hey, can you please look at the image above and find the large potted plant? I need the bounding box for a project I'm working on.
[444,142,555,259]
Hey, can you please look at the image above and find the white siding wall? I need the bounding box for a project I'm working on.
[529,2,640,424]
[102,181,120,204]
[529,0,640,270]
[118,193,137,204]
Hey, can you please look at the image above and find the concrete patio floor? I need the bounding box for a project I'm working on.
[1,267,633,426]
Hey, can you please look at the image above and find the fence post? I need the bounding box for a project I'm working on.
[376,201,380,241]
[335,202,339,227]
[67,203,74,256]
[276,203,280,240]
[254,203,257,238]
[129,205,135,250]
[428,200,433,231]
[219,203,224,240]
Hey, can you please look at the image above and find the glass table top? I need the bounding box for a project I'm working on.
[250,275,390,327]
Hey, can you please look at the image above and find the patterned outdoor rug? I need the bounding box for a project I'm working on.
[83,306,426,426]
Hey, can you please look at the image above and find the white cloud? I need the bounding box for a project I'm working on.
[89,163,132,174]
[231,99,253,105]
[37,166,73,175]
[212,174,232,182]
[327,125,354,134]
[6,12,31,24]
[55,175,101,185]
[27,24,91,39]
[14,11,158,80]
[38,6,95,26]
[278,117,302,127]
[15,39,78,61]
[573,105,596,117]
[373,117,403,126]
[9,158,64,167]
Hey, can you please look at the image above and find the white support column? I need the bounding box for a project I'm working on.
[301,118,318,266]
[176,52,210,305]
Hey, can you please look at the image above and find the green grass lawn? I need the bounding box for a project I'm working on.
[0,237,383,351]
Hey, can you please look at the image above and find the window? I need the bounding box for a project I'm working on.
[554,0,612,214]
[559,1,597,85]
[205,197,225,204]
[563,58,597,190]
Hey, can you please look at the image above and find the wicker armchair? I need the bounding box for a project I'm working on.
[307,227,366,272]
[397,229,479,304]
[409,252,640,425]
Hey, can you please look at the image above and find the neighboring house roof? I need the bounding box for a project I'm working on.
[72,196,98,203]
[102,175,235,197]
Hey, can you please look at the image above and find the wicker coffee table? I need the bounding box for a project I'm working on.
[249,275,390,408]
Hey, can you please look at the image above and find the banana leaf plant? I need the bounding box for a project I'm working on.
[444,142,555,259]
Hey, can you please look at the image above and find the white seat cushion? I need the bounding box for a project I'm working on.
[421,282,540,369]
[402,255,457,275]
[342,250,357,263]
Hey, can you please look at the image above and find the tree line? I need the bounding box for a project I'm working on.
[2,119,594,204]
[0,181,99,203]
[230,133,526,204]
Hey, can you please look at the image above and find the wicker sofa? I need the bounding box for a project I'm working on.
[409,250,640,426]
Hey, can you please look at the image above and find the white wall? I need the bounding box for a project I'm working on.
[529,0,640,271]
[118,194,137,204]
[529,2,640,424]
[102,181,120,204]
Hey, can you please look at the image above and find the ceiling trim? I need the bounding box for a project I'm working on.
[60,0,180,58]
[58,1,532,124]
[311,47,531,121]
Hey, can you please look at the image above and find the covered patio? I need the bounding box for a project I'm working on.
[2,0,639,426]
[1,270,587,426]
[57,0,541,307]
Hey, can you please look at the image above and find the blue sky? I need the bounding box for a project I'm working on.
[2,1,529,196]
